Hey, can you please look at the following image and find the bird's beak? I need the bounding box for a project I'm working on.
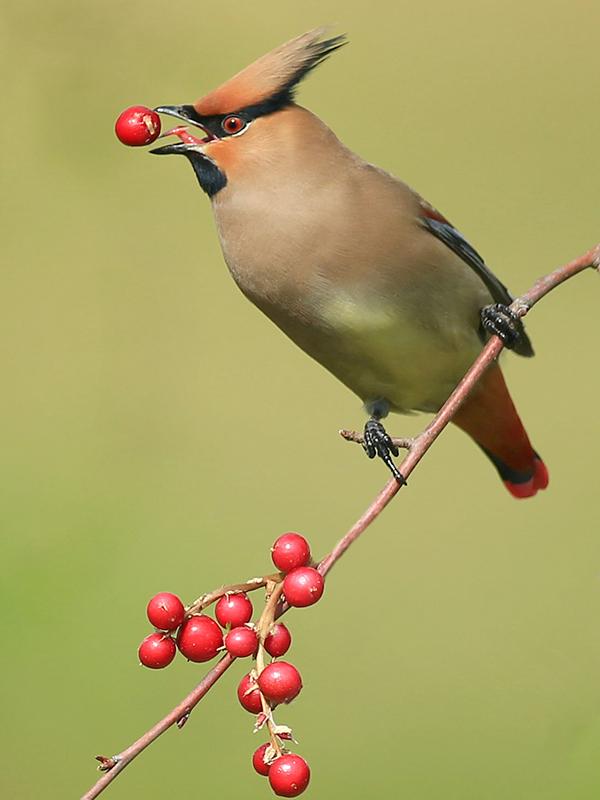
[154,105,201,126]
[150,105,218,156]
[150,141,195,156]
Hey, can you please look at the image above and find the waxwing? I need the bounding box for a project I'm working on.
[152,28,548,498]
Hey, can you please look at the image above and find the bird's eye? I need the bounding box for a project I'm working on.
[221,115,247,136]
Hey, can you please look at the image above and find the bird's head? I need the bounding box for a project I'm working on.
[151,28,346,197]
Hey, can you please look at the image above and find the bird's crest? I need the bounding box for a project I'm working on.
[193,28,346,117]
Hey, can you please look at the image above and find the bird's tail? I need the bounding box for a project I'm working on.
[452,365,549,499]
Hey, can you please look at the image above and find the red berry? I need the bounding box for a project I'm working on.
[268,754,310,797]
[146,592,185,631]
[271,533,311,573]
[252,743,274,776]
[115,105,161,146]
[176,615,223,662]
[264,623,292,657]
[237,672,263,714]
[257,661,302,705]
[283,567,324,608]
[215,593,253,628]
[138,633,176,669]
[224,626,258,658]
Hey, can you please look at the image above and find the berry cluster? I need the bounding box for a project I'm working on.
[137,532,324,797]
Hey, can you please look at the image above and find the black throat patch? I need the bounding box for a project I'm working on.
[184,151,227,198]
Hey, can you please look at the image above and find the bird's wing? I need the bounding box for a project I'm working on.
[418,199,534,357]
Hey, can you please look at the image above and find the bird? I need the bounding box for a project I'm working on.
[150,27,549,499]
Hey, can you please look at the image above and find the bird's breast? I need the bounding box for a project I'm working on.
[217,235,484,413]
[210,167,490,414]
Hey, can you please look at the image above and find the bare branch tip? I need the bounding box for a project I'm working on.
[95,755,119,772]
[340,428,413,451]
[339,429,362,443]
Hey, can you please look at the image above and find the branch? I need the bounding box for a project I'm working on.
[81,244,599,799]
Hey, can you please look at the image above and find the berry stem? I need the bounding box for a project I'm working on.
[186,574,282,617]
[255,580,287,757]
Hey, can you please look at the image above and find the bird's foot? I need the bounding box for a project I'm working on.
[481,303,522,350]
[362,419,406,484]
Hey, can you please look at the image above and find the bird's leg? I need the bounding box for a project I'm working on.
[362,417,406,484]
[480,303,522,349]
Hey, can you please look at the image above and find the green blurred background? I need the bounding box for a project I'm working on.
[1,0,599,797]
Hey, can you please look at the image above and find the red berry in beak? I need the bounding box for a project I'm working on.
[115,105,161,146]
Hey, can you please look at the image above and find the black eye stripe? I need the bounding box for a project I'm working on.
[176,91,293,139]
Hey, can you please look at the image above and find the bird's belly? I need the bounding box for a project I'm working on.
[217,224,488,414]
[295,292,484,414]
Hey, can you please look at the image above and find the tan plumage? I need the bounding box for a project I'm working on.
[211,106,489,413]
[153,30,549,497]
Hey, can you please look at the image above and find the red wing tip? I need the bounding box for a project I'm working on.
[504,459,549,499]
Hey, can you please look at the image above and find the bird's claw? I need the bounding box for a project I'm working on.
[481,303,522,349]
[362,419,406,484]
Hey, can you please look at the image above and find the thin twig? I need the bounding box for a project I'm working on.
[81,243,599,800]
[88,654,234,795]
[186,574,281,616]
